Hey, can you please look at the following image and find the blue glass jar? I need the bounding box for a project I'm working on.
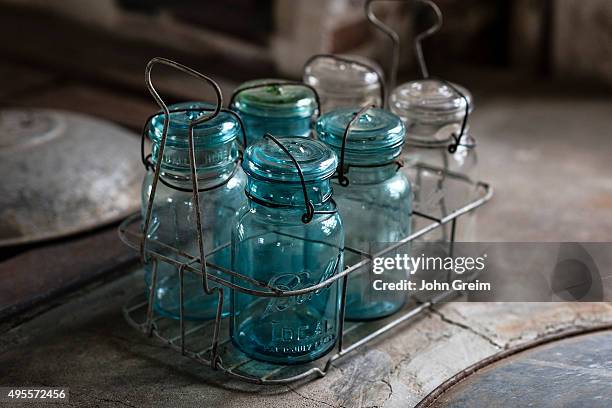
[231,136,343,364]
[142,102,247,320]
[316,107,411,320]
[230,79,318,145]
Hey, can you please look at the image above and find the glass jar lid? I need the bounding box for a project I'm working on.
[316,107,405,162]
[231,79,317,118]
[303,55,382,94]
[149,102,240,147]
[242,136,337,183]
[390,79,472,123]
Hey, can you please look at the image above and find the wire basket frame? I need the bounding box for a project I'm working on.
[119,172,492,385]
[125,57,492,385]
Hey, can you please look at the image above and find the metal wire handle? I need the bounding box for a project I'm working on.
[365,0,443,88]
[145,58,223,125]
[142,57,230,367]
[229,81,322,119]
[302,54,386,108]
[142,57,225,303]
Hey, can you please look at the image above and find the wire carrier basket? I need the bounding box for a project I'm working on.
[118,57,493,385]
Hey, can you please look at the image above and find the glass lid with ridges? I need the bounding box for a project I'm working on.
[231,79,318,118]
[149,101,240,147]
[242,136,337,183]
[390,79,473,123]
[316,107,405,154]
[303,55,383,93]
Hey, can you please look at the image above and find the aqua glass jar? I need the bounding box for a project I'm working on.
[316,107,411,320]
[390,79,477,241]
[303,55,384,113]
[231,136,343,364]
[230,79,318,145]
[142,102,247,320]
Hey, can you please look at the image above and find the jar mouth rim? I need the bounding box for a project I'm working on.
[405,137,452,147]
[150,143,240,171]
[244,170,335,184]
[310,83,382,97]
[405,132,476,148]
[245,187,336,209]
[322,137,405,152]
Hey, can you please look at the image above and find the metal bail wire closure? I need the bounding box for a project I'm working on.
[337,104,376,187]
[262,133,315,224]
[428,77,472,154]
[301,54,387,108]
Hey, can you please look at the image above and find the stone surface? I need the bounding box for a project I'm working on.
[1,268,610,407]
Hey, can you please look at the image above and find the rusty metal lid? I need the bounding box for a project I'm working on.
[0,109,142,247]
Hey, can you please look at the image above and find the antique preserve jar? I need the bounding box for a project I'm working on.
[231,135,344,364]
[303,55,383,113]
[390,79,477,241]
[317,107,412,320]
[230,79,318,145]
[142,102,247,320]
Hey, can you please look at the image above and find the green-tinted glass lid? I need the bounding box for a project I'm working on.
[316,107,405,154]
[149,102,240,147]
[390,79,472,122]
[231,79,318,118]
[242,136,337,183]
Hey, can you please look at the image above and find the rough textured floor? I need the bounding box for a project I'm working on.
[1,81,611,407]
[1,272,610,408]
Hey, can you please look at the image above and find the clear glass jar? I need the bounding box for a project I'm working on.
[231,136,343,364]
[390,79,478,242]
[317,107,411,320]
[230,79,318,145]
[303,55,383,113]
[142,102,247,320]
